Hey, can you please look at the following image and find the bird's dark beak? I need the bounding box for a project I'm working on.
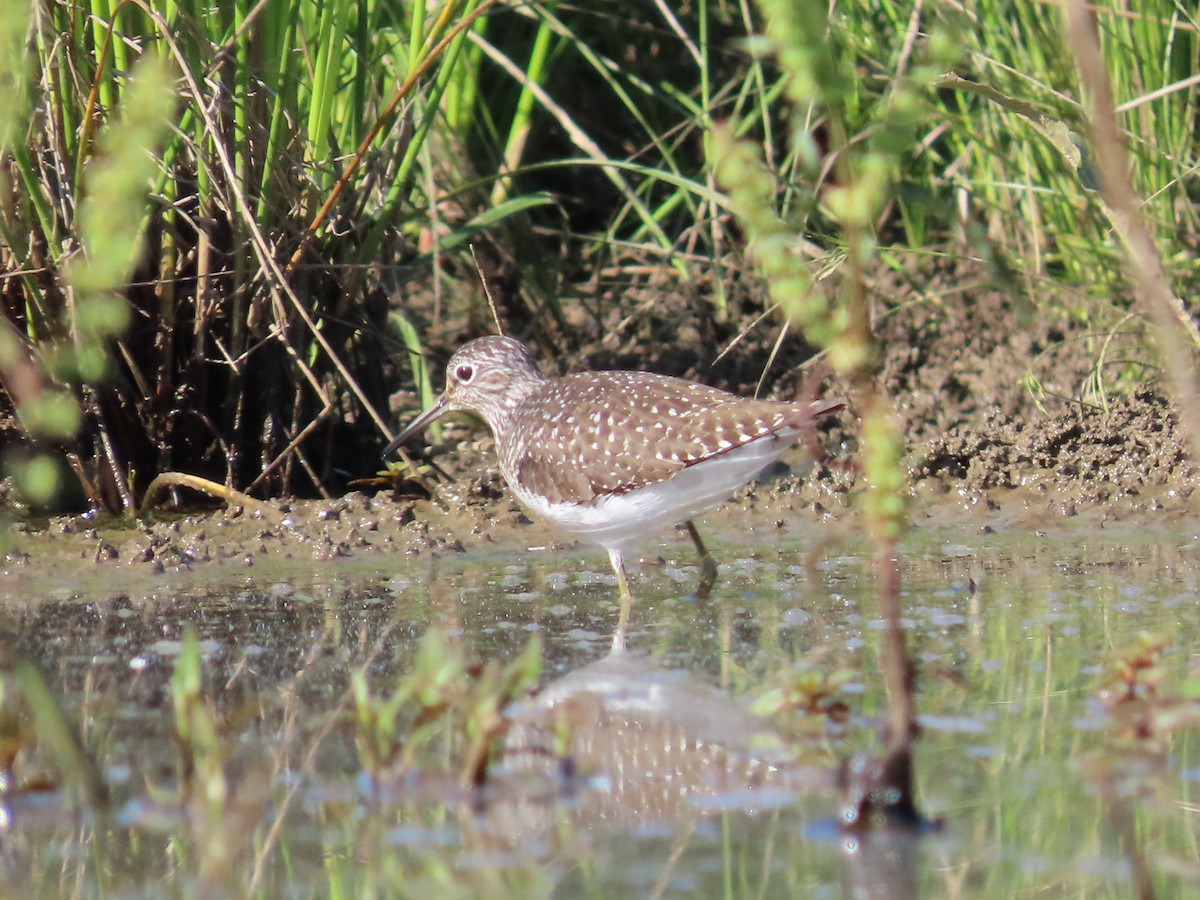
[382,394,449,458]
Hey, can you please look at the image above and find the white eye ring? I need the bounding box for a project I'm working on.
[455,364,475,383]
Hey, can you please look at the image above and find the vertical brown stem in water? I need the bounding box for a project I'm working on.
[873,525,913,748]
[846,284,916,754]
[829,109,916,752]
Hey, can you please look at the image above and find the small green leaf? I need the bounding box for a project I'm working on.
[18,391,80,439]
[14,455,61,505]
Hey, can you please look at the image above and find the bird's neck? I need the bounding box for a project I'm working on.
[479,371,546,437]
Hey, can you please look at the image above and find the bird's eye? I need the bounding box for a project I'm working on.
[455,364,474,383]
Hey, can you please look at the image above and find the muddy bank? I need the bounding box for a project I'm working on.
[878,273,1195,522]
[4,277,1195,582]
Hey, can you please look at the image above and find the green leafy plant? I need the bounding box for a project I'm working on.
[1,1,554,508]
[352,628,541,787]
[166,625,270,889]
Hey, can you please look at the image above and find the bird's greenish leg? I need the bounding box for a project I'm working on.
[685,520,719,600]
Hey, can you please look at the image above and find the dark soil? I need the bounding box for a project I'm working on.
[877,270,1195,523]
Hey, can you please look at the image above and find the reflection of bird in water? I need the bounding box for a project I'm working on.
[494,652,813,835]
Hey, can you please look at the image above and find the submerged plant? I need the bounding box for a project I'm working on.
[0,641,107,811]
[751,667,854,728]
[352,628,542,788]
[167,625,270,890]
[1091,632,1200,746]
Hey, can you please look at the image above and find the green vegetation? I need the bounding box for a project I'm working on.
[352,627,542,786]
[0,0,1195,509]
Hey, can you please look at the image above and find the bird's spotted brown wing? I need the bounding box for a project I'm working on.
[507,371,820,506]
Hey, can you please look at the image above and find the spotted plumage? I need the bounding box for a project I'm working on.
[385,335,845,603]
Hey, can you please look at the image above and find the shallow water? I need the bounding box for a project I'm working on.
[2,520,1199,897]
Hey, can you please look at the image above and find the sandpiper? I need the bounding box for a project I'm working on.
[385,335,844,605]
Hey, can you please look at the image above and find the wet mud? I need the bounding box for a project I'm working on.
[6,275,1193,579]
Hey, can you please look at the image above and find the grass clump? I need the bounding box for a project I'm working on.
[1,0,545,509]
[352,628,542,788]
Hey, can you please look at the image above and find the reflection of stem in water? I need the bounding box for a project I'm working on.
[840,829,923,900]
[648,818,698,900]
[1102,791,1155,900]
[1041,631,1052,758]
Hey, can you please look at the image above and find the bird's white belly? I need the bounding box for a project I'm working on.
[508,430,803,551]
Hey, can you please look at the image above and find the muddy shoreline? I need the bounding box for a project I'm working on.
[5,283,1195,584]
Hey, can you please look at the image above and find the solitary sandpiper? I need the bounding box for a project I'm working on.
[385,336,844,606]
